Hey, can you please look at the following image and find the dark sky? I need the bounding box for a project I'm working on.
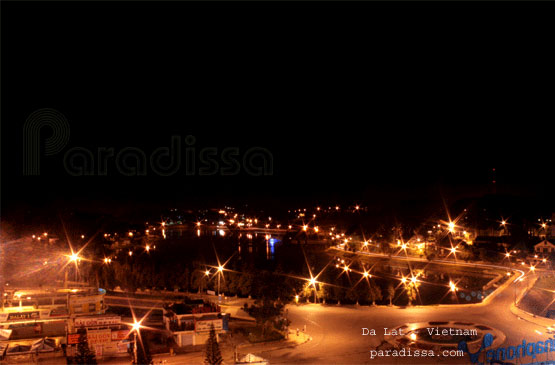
[2,2,554,222]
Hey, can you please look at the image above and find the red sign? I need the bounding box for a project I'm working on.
[67,334,81,345]
[111,330,129,341]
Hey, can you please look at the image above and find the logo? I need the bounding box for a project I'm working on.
[459,333,555,364]
[458,333,493,364]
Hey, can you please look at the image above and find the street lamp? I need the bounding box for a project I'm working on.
[217,265,224,296]
[307,277,318,303]
[130,320,143,364]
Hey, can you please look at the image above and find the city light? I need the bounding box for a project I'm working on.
[205,270,210,276]
[69,253,80,262]
[131,320,143,333]
[449,281,457,292]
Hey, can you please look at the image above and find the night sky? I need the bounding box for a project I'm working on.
[2,2,554,223]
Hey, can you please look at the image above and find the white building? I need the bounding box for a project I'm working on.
[535,240,555,254]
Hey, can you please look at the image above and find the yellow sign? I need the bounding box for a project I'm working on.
[86,329,112,345]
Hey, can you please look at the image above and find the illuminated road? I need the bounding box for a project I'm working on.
[261,270,554,364]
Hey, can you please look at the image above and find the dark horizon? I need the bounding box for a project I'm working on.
[2,1,554,224]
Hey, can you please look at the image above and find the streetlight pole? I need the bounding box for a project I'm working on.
[133,331,138,364]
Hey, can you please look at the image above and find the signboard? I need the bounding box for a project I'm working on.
[49,307,69,317]
[74,316,121,327]
[93,344,103,357]
[195,319,223,332]
[0,328,12,340]
[86,329,112,345]
[67,333,81,345]
[111,329,129,341]
[70,295,102,305]
[117,342,129,353]
[7,311,40,321]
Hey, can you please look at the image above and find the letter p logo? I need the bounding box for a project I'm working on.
[23,108,70,175]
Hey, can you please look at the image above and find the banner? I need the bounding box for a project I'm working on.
[195,319,223,332]
[75,316,121,327]
[111,329,129,341]
[7,311,40,321]
[67,334,80,345]
[86,329,112,345]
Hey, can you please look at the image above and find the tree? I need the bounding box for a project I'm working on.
[246,299,285,338]
[205,324,223,365]
[73,326,97,365]
[404,283,418,306]
[387,283,395,306]
[369,281,383,306]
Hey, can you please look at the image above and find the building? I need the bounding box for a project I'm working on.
[534,240,555,254]
[164,302,229,347]
[0,287,106,341]
[66,315,131,359]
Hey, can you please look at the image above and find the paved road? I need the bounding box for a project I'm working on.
[259,272,554,364]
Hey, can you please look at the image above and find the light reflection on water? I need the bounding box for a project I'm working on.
[167,227,279,261]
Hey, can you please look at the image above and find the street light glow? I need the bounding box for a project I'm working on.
[131,320,143,332]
